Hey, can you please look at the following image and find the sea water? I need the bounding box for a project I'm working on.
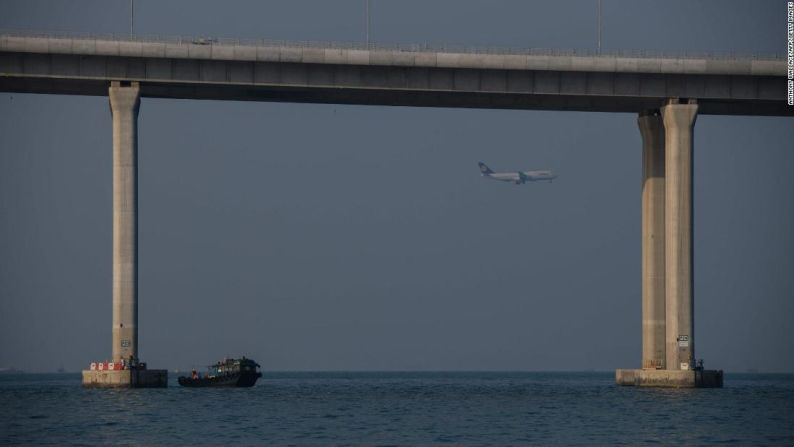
[2,372,793,445]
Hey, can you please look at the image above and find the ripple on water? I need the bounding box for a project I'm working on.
[1,372,793,445]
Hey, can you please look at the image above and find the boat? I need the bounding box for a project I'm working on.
[178,357,262,387]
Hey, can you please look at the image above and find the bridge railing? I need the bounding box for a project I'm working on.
[0,29,783,61]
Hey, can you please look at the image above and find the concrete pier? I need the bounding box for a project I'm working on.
[638,110,666,370]
[662,100,698,372]
[82,81,166,388]
[110,81,140,364]
[616,368,723,388]
[82,369,168,388]
[617,101,722,387]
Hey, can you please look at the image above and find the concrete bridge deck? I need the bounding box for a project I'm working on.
[0,32,789,115]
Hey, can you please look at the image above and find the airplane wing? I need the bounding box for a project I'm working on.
[480,163,554,184]
[490,173,520,182]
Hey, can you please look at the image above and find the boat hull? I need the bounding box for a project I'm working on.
[178,372,261,388]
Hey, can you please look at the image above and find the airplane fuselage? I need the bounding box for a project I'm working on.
[485,170,557,184]
[478,162,557,184]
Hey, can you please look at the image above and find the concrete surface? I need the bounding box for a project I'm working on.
[109,81,139,363]
[0,34,783,75]
[662,100,698,371]
[82,369,168,388]
[638,110,666,370]
[1,33,790,115]
[616,368,723,388]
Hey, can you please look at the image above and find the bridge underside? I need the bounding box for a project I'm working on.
[1,75,785,115]
[0,50,789,116]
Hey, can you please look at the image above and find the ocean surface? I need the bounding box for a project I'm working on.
[1,371,793,446]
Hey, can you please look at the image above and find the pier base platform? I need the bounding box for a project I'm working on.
[82,369,168,388]
[616,369,723,388]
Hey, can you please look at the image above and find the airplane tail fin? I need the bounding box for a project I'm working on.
[478,162,494,175]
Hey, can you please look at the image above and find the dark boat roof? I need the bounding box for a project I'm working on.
[206,357,260,368]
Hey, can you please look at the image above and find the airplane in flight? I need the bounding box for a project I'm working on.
[478,162,557,184]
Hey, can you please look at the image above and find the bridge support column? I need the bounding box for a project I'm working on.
[662,99,697,371]
[616,99,721,387]
[110,81,140,363]
[83,82,167,386]
[638,110,666,370]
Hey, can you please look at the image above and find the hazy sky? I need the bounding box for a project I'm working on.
[1,0,792,373]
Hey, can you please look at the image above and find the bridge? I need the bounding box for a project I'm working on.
[0,31,788,115]
[1,32,790,387]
